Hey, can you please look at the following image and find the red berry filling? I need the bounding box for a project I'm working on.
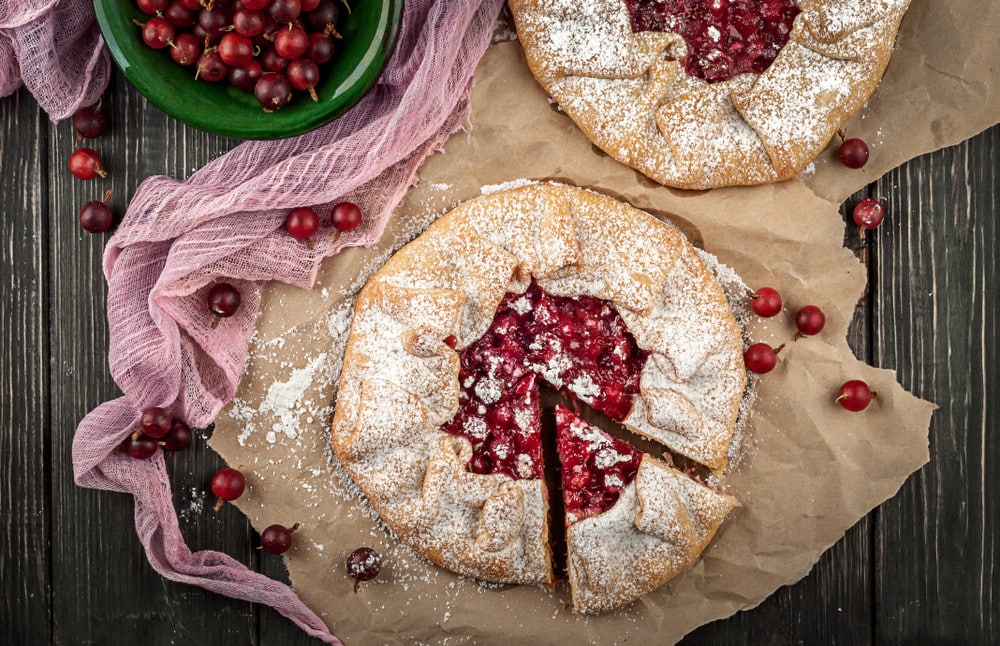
[624,0,800,83]
[555,405,643,522]
[441,281,649,480]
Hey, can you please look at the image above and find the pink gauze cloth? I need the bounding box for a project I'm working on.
[0,0,110,118]
[48,0,505,643]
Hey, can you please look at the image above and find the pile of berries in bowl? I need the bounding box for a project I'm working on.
[94,0,402,139]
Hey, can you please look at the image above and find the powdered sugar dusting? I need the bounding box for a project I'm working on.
[332,183,749,612]
[509,0,911,187]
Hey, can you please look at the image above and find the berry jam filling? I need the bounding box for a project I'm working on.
[441,281,649,480]
[624,0,800,83]
[555,405,643,522]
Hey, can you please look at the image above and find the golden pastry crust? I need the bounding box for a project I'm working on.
[508,0,911,189]
[332,182,745,601]
[567,457,739,614]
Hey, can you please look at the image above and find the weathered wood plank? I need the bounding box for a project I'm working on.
[45,70,257,645]
[872,124,999,644]
[0,88,52,646]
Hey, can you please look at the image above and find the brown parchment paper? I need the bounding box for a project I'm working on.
[211,2,1000,642]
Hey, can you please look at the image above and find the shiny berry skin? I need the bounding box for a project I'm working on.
[836,380,874,411]
[306,32,333,63]
[228,60,263,92]
[287,58,319,97]
[197,6,232,37]
[346,547,380,590]
[254,73,292,110]
[794,305,826,336]
[285,207,319,240]
[443,334,458,349]
[79,200,114,233]
[161,420,192,451]
[163,1,196,28]
[233,9,267,37]
[744,343,778,374]
[219,33,255,67]
[137,0,168,14]
[307,0,338,32]
[170,32,201,66]
[207,282,241,318]
[260,47,290,73]
[274,24,309,59]
[211,467,246,501]
[126,435,159,459]
[260,523,297,554]
[72,106,107,138]
[141,16,174,49]
[269,0,302,23]
[68,148,107,180]
[751,287,782,317]
[838,138,870,169]
[140,406,173,439]
[853,198,885,230]
[331,201,362,232]
[195,51,229,83]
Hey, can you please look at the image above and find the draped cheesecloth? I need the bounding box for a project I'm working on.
[2,0,505,642]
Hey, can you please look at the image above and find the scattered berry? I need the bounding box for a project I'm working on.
[835,380,875,411]
[260,523,300,555]
[72,105,107,139]
[69,148,107,180]
[853,198,885,231]
[443,334,458,349]
[346,547,381,591]
[750,287,782,318]
[211,467,246,510]
[794,305,826,336]
[838,137,870,169]
[331,201,362,233]
[126,435,159,459]
[744,343,779,374]
[285,207,320,242]
[79,190,114,233]
[207,282,241,321]
[140,406,173,439]
[161,419,192,452]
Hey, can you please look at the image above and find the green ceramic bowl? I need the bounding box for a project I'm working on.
[94,0,402,139]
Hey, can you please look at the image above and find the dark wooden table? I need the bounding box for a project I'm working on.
[2,47,998,646]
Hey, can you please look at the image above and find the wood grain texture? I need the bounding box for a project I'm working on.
[872,126,999,645]
[0,89,51,646]
[1,64,997,646]
[43,71,257,645]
